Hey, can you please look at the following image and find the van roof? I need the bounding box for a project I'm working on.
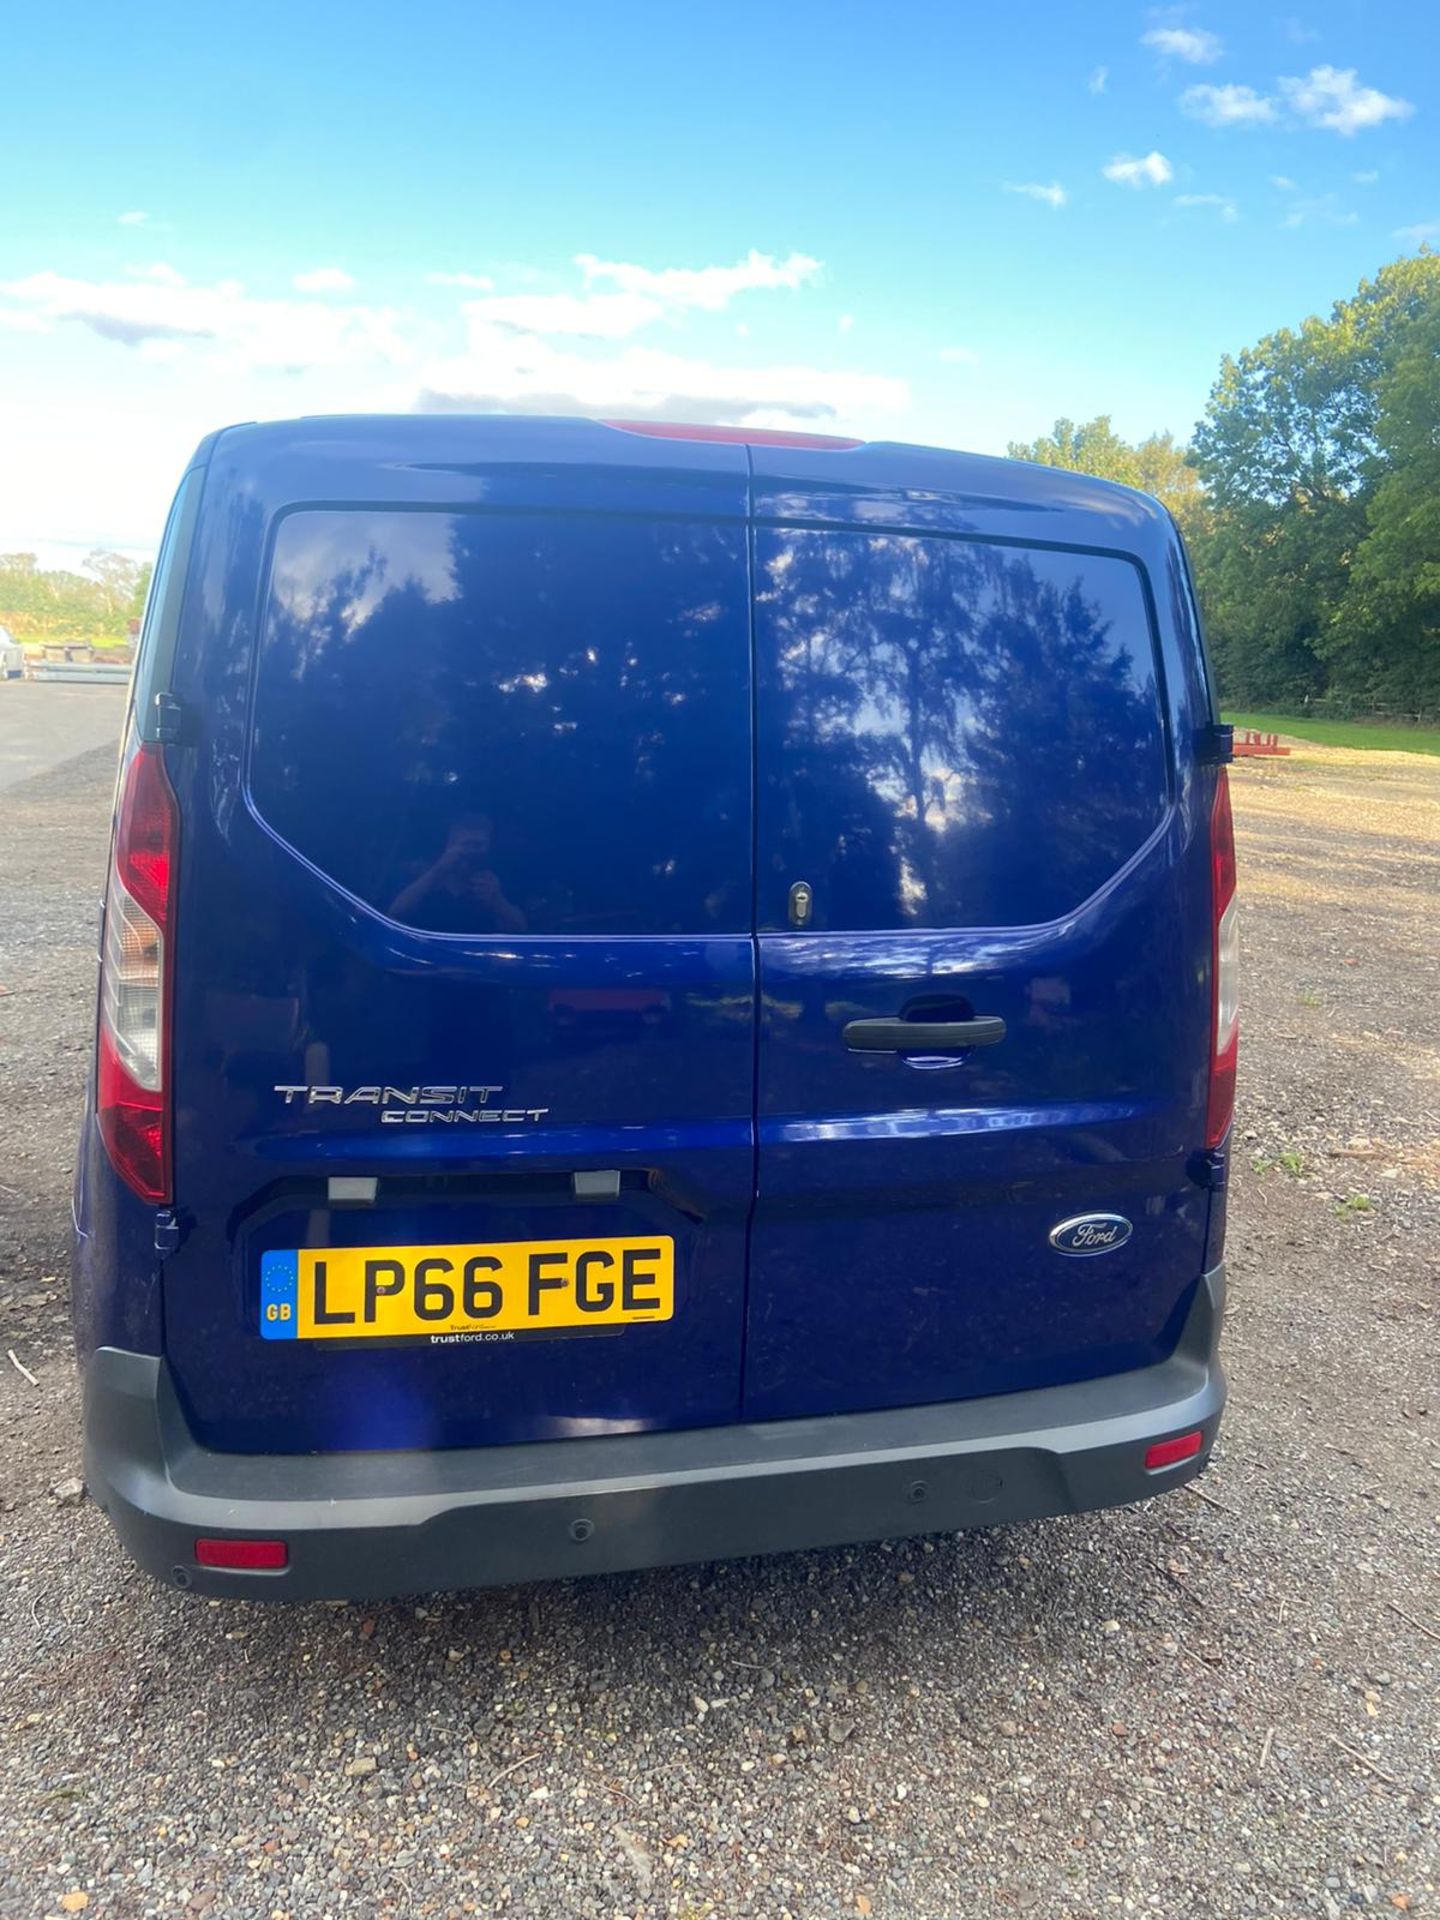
[200,414,1172,531]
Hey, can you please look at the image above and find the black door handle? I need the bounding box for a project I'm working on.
[843,1017,1007,1052]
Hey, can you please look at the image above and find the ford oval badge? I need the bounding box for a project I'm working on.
[1049,1213,1133,1257]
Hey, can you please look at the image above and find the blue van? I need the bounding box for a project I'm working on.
[73,416,1236,1599]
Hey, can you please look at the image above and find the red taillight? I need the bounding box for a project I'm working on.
[1144,1430,1205,1471]
[97,1021,166,1202]
[115,740,176,929]
[1205,770,1239,1149]
[195,1537,289,1571]
[97,742,177,1203]
[602,419,864,450]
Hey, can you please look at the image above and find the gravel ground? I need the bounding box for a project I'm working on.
[0,684,125,793]
[1,710,1436,1920]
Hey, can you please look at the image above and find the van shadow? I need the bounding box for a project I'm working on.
[132,1503,1198,1754]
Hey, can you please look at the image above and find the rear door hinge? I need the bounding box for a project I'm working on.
[153,1207,183,1255]
[1187,1148,1228,1192]
[1197,721,1233,766]
[152,692,184,744]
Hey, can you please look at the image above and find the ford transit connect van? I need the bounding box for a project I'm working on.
[73,416,1235,1599]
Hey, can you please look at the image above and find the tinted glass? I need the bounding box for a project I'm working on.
[756,530,1169,930]
[250,510,750,936]
[133,465,202,741]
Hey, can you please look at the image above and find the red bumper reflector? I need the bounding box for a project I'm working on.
[194,1537,289,1571]
[1144,1431,1205,1472]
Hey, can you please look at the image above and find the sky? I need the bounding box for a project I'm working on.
[2,0,1436,565]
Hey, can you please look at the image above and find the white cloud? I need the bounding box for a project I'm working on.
[938,346,979,364]
[1089,66,1108,94]
[0,268,411,369]
[1281,195,1359,230]
[0,393,208,564]
[4,269,214,344]
[460,249,823,341]
[1182,83,1277,127]
[575,248,820,310]
[1003,181,1068,208]
[461,289,664,339]
[838,313,854,334]
[1142,25,1223,63]
[400,255,897,428]
[1352,170,1379,185]
[426,271,495,291]
[117,210,149,227]
[1174,192,1239,222]
[1279,66,1413,136]
[127,262,187,287]
[1102,151,1174,188]
[1181,66,1409,138]
[293,267,355,294]
[0,249,826,376]
[412,324,908,434]
[1271,174,1299,191]
[1394,221,1440,245]
[0,247,911,491]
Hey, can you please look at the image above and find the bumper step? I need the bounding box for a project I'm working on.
[84,1267,1226,1601]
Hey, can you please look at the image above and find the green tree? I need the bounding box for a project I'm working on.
[82,550,146,620]
[1133,429,1209,545]
[1189,315,1369,704]
[129,560,154,623]
[0,549,150,647]
[1008,416,1209,543]
[1337,286,1440,711]
[1190,249,1440,710]
[1009,415,1144,486]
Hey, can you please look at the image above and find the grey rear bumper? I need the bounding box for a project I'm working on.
[84,1266,1226,1601]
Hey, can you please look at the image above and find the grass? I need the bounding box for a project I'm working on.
[1334,1193,1376,1220]
[1223,709,1440,757]
[1252,1147,1308,1177]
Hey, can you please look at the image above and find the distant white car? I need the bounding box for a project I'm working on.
[0,627,24,679]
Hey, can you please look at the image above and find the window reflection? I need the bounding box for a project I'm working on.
[388,814,528,934]
[757,530,1168,930]
[251,511,750,936]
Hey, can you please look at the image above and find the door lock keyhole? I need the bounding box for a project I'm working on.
[788,881,814,928]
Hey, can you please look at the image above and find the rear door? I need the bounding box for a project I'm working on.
[162,420,756,1453]
[744,448,1214,1420]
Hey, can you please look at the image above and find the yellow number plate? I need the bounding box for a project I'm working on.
[259,1238,674,1343]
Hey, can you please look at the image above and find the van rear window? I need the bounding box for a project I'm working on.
[754,529,1170,930]
[249,510,751,936]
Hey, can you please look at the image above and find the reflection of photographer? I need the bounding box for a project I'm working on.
[389,814,528,934]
